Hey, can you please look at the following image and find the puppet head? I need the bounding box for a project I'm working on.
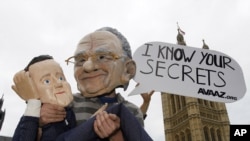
[24,55,73,107]
[66,27,136,97]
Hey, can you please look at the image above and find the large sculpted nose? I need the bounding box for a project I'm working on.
[53,76,63,88]
[82,58,97,73]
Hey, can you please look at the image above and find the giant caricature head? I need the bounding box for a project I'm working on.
[66,27,136,97]
[26,55,73,107]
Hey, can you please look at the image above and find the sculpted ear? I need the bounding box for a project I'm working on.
[122,59,136,90]
[126,60,136,78]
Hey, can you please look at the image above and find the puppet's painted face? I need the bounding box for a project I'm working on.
[72,31,135,97]
[29,60,73,107]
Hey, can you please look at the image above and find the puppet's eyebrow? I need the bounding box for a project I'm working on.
[40,73,51,81]
[95,48,112,54]
[74,51,86,56]
[75,48,113,56]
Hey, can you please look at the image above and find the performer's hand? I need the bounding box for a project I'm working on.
[40,103,66,126]
[94,111,120,139]
[109,129,124,141]
[12,70,39,100]
[92,103,108,117]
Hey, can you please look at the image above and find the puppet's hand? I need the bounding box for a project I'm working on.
[12,70,39,100]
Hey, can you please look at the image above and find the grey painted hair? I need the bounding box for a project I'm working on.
[96,27,132,59]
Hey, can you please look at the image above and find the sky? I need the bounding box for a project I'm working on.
[0,0,249,140]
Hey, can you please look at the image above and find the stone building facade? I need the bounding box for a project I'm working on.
[161,28,230,141]
[161,94,230,141]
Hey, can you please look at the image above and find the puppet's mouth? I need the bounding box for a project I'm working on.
[80,71,107,80]
[55,91,65,94]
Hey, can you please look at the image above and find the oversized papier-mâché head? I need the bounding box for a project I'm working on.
[66,27,136,97]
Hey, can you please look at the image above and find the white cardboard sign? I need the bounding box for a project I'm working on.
[129,42,246,103]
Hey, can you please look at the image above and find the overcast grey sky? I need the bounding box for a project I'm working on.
[0,0,249,140]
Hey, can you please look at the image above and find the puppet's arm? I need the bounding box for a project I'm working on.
[12,70,41,141]
[12,99,41,141]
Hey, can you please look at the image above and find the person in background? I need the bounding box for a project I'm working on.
[140,90,154,119]
[39,27,152,140]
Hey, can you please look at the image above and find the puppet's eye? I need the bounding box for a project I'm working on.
[44,79,50,84]
[59,76,65,81]
[97,53,113,61]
